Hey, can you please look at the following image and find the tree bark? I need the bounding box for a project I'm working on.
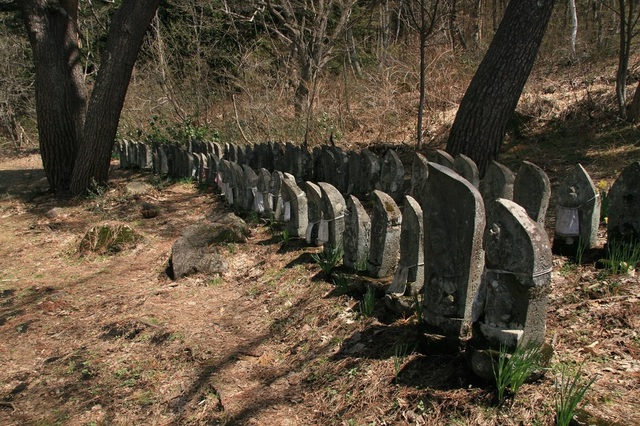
[18,0,87,192]
[445,0,555,176]
[19,0,159,195]
[628,80,640,122]
[70,0,160,195]
[568,0,578,60]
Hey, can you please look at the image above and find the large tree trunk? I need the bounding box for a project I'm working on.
[70,0,160,195]
[446,0,555,176]
[18,0,88,192]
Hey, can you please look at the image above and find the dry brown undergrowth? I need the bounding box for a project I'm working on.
[0,148,639,425]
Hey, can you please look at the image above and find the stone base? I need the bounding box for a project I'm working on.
[552,235,579,256]
[466,347,497,381]
[345,272,392,295]
[423,311,471,338]
[478,324,524,349]
[383,294,414,317]
[416,328,465,355]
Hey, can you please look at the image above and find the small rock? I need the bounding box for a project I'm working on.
[45,207,63,219]
[140,202,159,218]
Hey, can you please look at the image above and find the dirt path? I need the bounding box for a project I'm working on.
[1,153,639,425]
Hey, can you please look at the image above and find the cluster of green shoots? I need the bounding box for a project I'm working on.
[554,363,597,426]
[393,343,410,384]
[601,240,640,275]
[359,286,376,317]
[492,343,596,424]
[311,245,343,275]
[493,343,544,405]
[573,234,640,276]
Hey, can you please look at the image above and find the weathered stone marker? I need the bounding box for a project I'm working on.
[453,154,480,189]
[473,199,552,350]
[422,163,486,339]
[318,182,347,256]
[361,149,381,198]
[607,161,640,244]
[303,181,323,246]
[347,151,364,196]
[553,163,600,254]
[217,160,233,204]
[410,153,429,205]
[433,149,454,169]
[256,168,272,215]
[388,195,424,296]
[301,145,315,182]
[281,174,309,238]
[513,161,551,225]
[244,144,255,169]
[481,160,515,204]
[343,195,371,271]
[211,142,223,159]
[367,190,402,278]
[158,144,169,175]
[376,150,404,201]
[273,142,285,173]
[229,161,245,209]
[118,140,129,169]
[236,144,246,166]
[242,165,259,212]
[331,146,350,194]
[285,143,303,179]
[270,171,286,221]
[316,147,336,188]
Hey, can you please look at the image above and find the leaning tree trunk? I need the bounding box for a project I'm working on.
[18,0,88,192]
[70,0,160,195]
[446,0,555,176]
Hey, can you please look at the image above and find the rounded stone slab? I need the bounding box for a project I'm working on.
[360,149,381,198]
[399,195,424,290]
[410,152,429,204]
[484,198,552,280]
[553,163,600,250]
[270,171,286,221]
[376,150,404,201]
[317,182,346,255]
[476,198,552,349]
[367,190,402,278]
[513,161,551,225]
[607,160,640,244]
[281,174,308,238]
[344,195,371,271]
[302,181,323,246]
[453,154,480,189]
[433,149,454,169]
[481,160,515,203]
[422,162,486,338]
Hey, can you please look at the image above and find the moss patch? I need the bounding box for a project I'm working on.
[78,223,142,255]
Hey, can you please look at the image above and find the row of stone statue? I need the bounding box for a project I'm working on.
[117,138,640,250]
[116,139,640,372]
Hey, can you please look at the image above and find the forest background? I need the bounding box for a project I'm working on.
[2,0,640,156]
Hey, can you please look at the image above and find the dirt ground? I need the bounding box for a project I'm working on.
[0,151,639,426]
